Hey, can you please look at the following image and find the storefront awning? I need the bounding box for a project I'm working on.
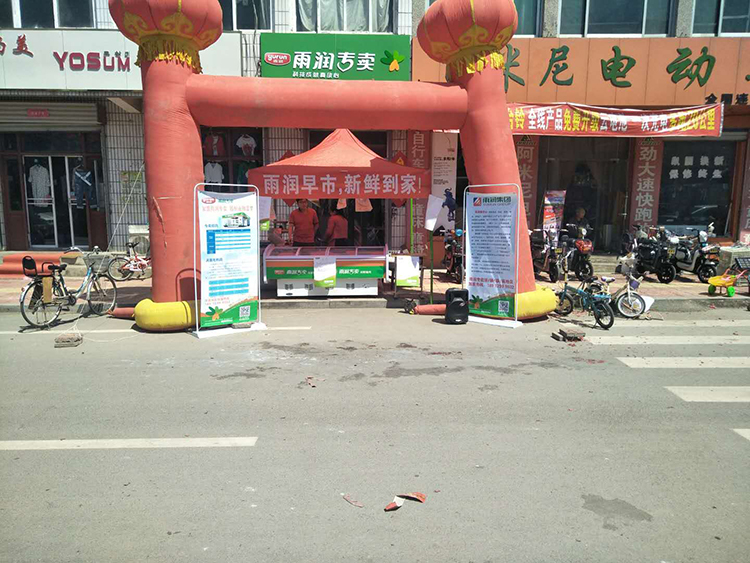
[247,129,431,199]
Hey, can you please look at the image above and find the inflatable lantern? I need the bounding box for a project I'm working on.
[109,0,555,329]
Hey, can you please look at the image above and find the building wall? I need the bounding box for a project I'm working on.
[103,101,146,251]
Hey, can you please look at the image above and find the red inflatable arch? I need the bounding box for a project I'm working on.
[109,0,554,318]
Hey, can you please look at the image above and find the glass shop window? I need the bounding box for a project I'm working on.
[658,141,735,236]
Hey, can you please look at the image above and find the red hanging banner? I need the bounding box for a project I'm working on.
[514,135,538,229]
[628,138,664,229]
[506,103,722,137]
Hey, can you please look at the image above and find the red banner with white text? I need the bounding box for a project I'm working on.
[506,103,722,137]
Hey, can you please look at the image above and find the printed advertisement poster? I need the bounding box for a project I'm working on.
[542,190,567,233]
[430,132,459,232]
[198,191,259,328]
[395,255,421,287]
[313,256,336,288]
[466,193,518,319]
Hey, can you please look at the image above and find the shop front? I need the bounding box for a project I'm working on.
[412,36,750,247]
[1,113,106,250]
[247,128,430,297]
[0,27,242,251]
[257,32,414,251]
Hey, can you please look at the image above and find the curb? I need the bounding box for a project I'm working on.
[2,296,748,314]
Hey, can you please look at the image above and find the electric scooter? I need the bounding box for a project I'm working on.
[632,225,679,284]
[674,223,719,283]
[443,229,464,284]
[558,224,594,281]
[530,228,561,282]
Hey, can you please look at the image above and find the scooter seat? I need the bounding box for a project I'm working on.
[601,276,615,283]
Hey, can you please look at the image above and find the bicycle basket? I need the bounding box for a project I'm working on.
[83,252,109,274]
[575,240,593,253]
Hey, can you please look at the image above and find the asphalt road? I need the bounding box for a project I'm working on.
[1,307,749,562]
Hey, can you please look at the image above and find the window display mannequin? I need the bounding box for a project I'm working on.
[73,157,97,209]
[28,158,51,203]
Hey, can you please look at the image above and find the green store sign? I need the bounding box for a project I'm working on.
[260,33,410,82]
[267,265,385,280]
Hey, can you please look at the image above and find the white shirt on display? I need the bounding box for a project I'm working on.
[236,135,257,156]
[204,162,224,184]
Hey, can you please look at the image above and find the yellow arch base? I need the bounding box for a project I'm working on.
[516,285,558,320]
[134,299,196,332]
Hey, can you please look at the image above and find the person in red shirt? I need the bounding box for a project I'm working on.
[288,199,319,246]
[325,208,349,246]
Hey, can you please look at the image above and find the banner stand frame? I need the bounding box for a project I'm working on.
[463,183,523,330]
[192,182,265,339]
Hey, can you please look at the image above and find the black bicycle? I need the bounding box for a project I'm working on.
[20,247,117,328]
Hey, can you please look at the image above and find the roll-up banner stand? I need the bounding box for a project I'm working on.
[463,184,523,329]
[192,183,267,339]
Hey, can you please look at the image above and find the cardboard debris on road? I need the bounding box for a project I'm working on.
[54,333,83,348]
[343,494,364,508]
[384,492,427,512]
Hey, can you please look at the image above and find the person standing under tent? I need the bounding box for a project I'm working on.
[288,199,319,247]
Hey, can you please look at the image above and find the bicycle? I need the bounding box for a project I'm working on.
[107,240,151,281]
[20,246,117,328]
[555,279,615,330]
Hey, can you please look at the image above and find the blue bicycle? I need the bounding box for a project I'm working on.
[20,246,117,328]
[555,280,615,330]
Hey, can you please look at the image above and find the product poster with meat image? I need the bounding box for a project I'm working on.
[198,191,259,328]
[465,193,518,319]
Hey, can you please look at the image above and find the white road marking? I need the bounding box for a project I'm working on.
[618,357,750,369]
[665,386,750,402]
[587,335,750,346]
[0,326,311,336]
[612,320,750,328]
[0,437,258,451]
[734,429,750,442]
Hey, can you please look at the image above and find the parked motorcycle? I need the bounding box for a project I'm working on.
[674,223,719,283]
[632,225,679,284]
[558,224,594,281]
[530,229,561,282]
[443,229,464,284]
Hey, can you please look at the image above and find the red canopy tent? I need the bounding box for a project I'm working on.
[246,129,431,201]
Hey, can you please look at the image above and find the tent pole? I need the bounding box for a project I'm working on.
[429,231,434,304]
[409,200,415,254]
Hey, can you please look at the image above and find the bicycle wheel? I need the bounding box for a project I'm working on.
[107,256,133,281]
[615,293,646,319]
[556,293,574,316]
[20,279,63,328]
[87,274,117,315]
[593,301,615,330]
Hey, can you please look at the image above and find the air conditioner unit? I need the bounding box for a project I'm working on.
[127,225,150,254]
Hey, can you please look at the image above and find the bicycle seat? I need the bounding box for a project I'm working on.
[126,241,139,249]
[48,264,67,272]
[601,276,615,283]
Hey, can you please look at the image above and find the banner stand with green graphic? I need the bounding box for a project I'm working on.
[192,182,266,339]
[463,184,523,329]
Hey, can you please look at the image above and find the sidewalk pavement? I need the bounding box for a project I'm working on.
[1,271,748,313]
